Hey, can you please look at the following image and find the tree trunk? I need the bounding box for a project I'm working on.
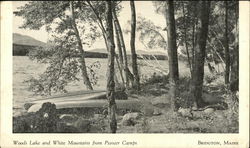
[165,0,179,111]
[114,48,125,89]
[224,1,230,84]
[182,2,192,76]
[113,11,125,89]
[190,1,210,108]
[130,0,140,90]
[112,9,130,88]
[165,1,179,82]
[69,1,93,90]
[229,46,238,93]
[105,1,117,133]
[229,2,239,93]
[191,23,195,74]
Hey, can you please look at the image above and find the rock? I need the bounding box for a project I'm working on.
[121,112,140,126]
[59,114,78,124]
[141,104,154,116]
[192,102,198,111]
[192,111,204,119]
[236,91,239,98]
[204,108,214,114]
[178,108,192,118]
[153,108,161,116]
[151,96,170,108]
[214,111,225,119]
[116,115,123,121]
[56,122,79,133]
[74,118,91,133]
[93,114,105,120]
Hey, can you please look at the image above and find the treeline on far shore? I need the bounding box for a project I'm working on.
[13,44,168,60]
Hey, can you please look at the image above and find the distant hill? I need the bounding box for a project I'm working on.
[13,33,47,56]
[136,49,166,56]
[89,48,108,54]
[12,33,166,60]
[88,48,167,60]
[89,48,166,56]
[13,33,47,47]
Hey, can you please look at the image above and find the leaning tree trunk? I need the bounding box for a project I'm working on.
[112,9,131,88]
[130,0,140,90]
[224,1,230,84]
[113,10,125,89]
[105,1,117,133]
[69,1,93,90]
[165,0,179,111]
[190,1,210,108]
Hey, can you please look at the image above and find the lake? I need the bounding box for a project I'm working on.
[14,56,186,116]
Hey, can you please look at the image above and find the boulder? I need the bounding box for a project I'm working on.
[59,114,78,124]
[121,112,140,126]
[93,114,105,121]
[151,96,170,108]
[204,108,215,114]
[74,118,91,133]
[178,108,193,118]
[141,104,154,116]
[153,108,162,116]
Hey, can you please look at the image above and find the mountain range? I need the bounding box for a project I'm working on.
[89,48,166,56]
[13,33,166,58]
[13,33,47,47]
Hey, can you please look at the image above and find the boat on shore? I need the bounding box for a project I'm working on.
[24,90,141,113]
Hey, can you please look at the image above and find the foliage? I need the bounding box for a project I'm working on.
[15,1,106,94]
[13,102,58,133]
[26,35,101,96]
[151,1,238,69]
[124,16,167,51]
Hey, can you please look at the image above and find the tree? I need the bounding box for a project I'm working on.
[113,7,130,89]
[130,0,140,90]
[224,1,230,84]
[69,1,93,90]
[14,2,100,94]
[181,1,192,75]
[105,1,117,133]
[190,1,211,108]
[86,1,129,89]
[229,1,239,94]
[165,0,179,111]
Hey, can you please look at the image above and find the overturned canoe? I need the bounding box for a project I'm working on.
[24,90,141,113]
[27,99,141,113]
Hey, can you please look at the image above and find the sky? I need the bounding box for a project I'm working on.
[13,1,166,51]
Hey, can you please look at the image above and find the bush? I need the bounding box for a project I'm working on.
[13,102,58,133]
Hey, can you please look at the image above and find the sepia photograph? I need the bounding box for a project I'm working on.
[1,0,249,147]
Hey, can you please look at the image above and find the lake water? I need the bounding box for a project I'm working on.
[13,56,177,116]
